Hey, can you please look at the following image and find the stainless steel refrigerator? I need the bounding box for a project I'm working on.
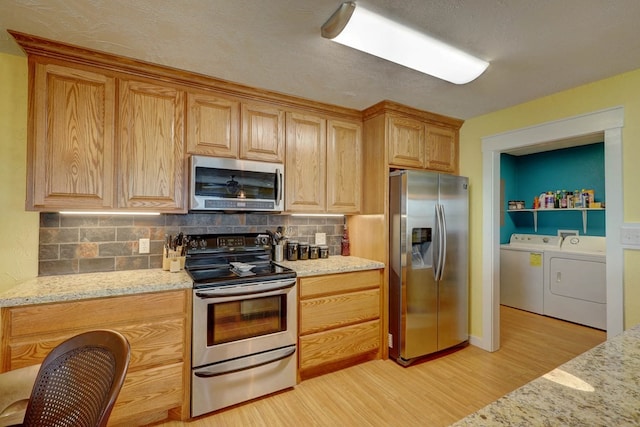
[389,170,469,366]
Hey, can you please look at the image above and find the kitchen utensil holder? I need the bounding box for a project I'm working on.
[163,249,185,271]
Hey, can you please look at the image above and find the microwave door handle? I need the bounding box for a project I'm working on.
[276,168,283,206]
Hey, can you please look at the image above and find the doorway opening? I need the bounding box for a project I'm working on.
[480,107,624,351]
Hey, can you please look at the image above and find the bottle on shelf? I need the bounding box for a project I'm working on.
[545,192,555,209]
[560,190,567,208]
[574,189,582,208]
[582,189,590,208]
[341,224,350,256]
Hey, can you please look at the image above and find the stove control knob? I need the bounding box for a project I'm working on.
[256,235,270,246]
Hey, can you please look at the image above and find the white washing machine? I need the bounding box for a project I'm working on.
[543,236,606,330]
[500,234,562,314]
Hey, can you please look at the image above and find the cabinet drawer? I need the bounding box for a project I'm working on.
[110,362,183,426]
[7,291,186,338]
[300,289,379,335]
[299,320,380,371]
[6,317,185,371]
[299,270,380,298]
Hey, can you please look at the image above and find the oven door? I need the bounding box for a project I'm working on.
[192,278,297,368]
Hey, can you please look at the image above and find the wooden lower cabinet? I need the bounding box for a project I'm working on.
[0,290,190,426]
[298,270,382,380]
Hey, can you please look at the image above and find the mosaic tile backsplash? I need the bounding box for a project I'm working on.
[39,213,346,276]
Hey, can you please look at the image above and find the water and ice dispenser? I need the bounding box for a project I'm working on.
[411,228,432,268]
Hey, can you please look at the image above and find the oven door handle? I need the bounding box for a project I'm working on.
[194,345,296,378]
[195,278,296,298]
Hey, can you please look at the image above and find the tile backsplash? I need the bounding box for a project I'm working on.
[39,213,345,276]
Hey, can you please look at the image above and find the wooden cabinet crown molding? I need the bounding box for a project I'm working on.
[9,30,362,122]
[363,100,463,129]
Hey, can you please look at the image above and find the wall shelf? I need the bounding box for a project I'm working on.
[506,208,605,233]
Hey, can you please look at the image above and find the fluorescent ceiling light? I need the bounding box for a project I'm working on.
[321,2,489,84]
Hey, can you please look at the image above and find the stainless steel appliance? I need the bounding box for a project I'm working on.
[190,156,284,212]
[389,170,469,366]
[185,233,297,417]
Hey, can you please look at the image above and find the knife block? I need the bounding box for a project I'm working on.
[163,248,185,271]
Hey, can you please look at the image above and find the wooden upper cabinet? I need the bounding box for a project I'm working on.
[16,33,368,214]
[186,92,239,158]
[425,124,457,173]
[388,115,425,168]
[118,79,186,212]
[285,112,326,212]
[326,119,362,213]
[241,102,285,163]
[28,63,116,210]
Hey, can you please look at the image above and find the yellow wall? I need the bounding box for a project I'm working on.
[0,52,38,292]
[460,68,640,337]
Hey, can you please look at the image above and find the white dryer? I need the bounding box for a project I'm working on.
[500,234,562,314]
[543,236,606,329]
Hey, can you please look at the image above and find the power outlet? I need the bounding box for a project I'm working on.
[139,238,150,254]
[621,225,640,247]
[315,232,327,245]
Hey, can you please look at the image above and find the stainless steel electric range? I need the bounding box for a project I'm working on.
[185,232,297,417]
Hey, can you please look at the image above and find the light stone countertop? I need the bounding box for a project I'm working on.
[275,255,384,277]
[0,256,384,308]
[0,269,193,308]
[452,323,640,426]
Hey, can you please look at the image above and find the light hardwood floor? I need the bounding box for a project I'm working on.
[155,306,605,426]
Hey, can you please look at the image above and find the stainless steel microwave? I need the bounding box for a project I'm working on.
[189,156,284,212]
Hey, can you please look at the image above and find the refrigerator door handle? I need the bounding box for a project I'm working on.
[438,204,448,281]
[433,203,442,280]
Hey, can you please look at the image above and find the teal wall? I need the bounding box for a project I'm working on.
[501,154,518,242]
[501,143,605,242]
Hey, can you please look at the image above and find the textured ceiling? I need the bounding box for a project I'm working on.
[2,0,640,120]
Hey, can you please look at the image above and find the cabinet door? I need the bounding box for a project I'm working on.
[186,92,239,157]
[426,124,458,173]
[285,112,326,212]
[241,102,285,162]
[119,80,186,211]
[388,115,424,168]
[327,119,362,213]
[1,290,189,424]
[30,63,115,210]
